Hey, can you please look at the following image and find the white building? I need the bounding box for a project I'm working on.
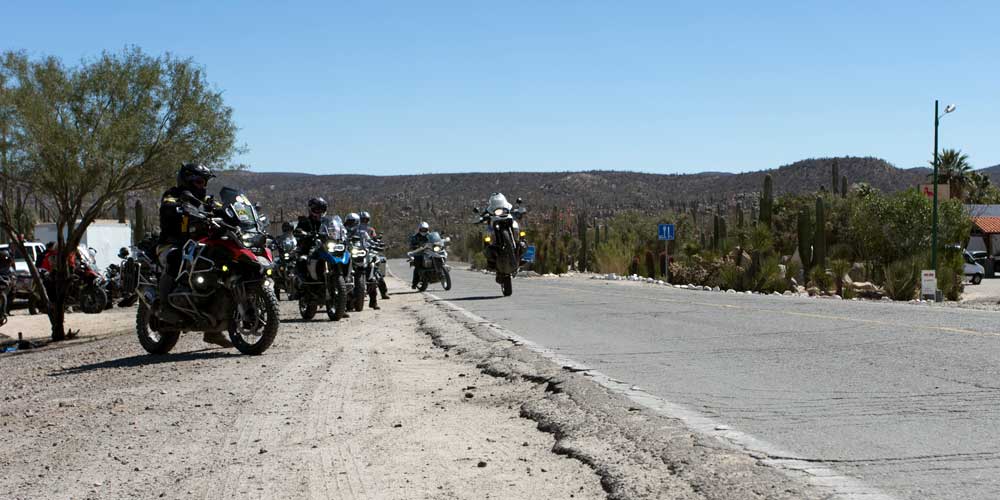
[33,220,132,271]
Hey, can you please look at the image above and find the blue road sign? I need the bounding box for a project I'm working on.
[658,223,675,241]
[522,245,537,263]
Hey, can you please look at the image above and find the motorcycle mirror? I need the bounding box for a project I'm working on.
[472,207,480,214]
[118,247,129,259]
[88,247,98,256]
[516,197,523,205]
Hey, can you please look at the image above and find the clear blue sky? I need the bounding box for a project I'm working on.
[5,1,999,175]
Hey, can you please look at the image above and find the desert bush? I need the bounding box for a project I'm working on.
[719,261,743,290]
[884,259,918,301]
[808,266,833,293]
[829,259,852,296]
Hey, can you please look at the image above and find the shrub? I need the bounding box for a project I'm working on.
[884,259,918,301]
[785,259,802,286]
[937,252,964,301]
[719,261,743,290]
[593,239,632,275]
[829,259,852,296]
[809,266,833,293]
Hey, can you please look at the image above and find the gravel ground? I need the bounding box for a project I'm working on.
[0,277,605,500]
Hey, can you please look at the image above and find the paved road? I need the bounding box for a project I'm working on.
[393,261,1000,500]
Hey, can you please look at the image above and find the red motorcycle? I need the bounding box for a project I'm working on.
[136,187,280,355]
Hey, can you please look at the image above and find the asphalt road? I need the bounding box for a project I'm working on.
[393,261,1000,500]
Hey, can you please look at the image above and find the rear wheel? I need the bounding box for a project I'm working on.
[327,274,348,321]
[500,274,512,296]
[136,302,179,355]
[80,285,107,314]
[299,298,317,320]
[230,286,280,355]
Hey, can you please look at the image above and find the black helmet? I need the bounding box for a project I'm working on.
[345,212,360,228]
[177,163,215,196]
[359,211,371,224]
[0,249,11,267]
[307,197,328,216]
[281,222,294,233]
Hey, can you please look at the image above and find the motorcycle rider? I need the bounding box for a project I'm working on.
[0,250,13,313]
[157,162,230,347]
[344,213,379,310]
[359,211,389,300]
[409,222,431,289]
[294,197,330,278]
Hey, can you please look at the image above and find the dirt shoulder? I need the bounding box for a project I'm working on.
[0,277,604,500]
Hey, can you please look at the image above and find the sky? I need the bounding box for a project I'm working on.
[4,1,999,175]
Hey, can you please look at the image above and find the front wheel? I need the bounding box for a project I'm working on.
[353,272,366,311]
[80,285,107,314]
[327,274,348,321]
[299,298,317,320]
[229,287,280,355]
[441,267,452,291]
[972,273,983,285]
[500,274,512,296]
[136,302,179,355]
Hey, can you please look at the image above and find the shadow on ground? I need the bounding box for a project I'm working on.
[50,348,235,376]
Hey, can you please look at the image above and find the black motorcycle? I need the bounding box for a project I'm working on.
[408,231,452,291]
[348,232,378,311]
[474,194,528,297]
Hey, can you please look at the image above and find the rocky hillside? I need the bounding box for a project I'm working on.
[209,156,927,254]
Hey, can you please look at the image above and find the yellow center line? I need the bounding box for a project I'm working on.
[531,282,996,338]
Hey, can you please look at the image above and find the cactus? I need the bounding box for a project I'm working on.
[841,175,848,198]
[813,196,826,270]
[713,214,721,251]
[719,215,728,250]
[736,208,744,229]
[760,174,773,228]
[832,160,840,195]
[578,213,588,271]
[133,200,145,244]
[797,207,811,269]
[116,197,126,223]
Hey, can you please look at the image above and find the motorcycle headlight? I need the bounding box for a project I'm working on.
[351,248,367,257]
[519,231,526,237]
[325,242,336,252]
[332,244,345,252]
[484,236,491,243]
[493,208,505,216]
[433,246,442,252]
[283,253,289,259]
[242,233,253,243]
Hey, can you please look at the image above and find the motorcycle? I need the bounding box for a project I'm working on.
[295,216,350,321]
[272,233,297,301]
[48,249,108,314]
[408,231,452,291]
[348,231,377,311]
[135,187,280,356]
[474,194,528,297]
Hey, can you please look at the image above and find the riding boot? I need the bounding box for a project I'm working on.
[379,279,389,299]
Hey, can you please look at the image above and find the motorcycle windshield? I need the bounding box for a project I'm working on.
[220,187,261,232]
[427,232,443,245]
[322,216,346,241]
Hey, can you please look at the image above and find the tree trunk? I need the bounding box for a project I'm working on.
[47,273,68,341]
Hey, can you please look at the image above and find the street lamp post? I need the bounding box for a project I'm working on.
[931,100,956,271]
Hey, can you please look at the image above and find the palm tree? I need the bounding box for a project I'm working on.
[929,149,972,200]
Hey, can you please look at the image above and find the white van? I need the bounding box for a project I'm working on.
[0,242,46,272]
[964,250,985,285]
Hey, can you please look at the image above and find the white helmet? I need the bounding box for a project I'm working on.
[418,221,430,233]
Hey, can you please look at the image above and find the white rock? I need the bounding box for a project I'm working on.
[783,291,793,296]
[712,286,721,292]
[745,291,753,295]
[831,294,842,300]
[726,289,737,293]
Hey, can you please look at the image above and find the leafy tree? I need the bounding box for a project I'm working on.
[0,48,240,340]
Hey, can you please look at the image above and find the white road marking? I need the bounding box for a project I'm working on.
[426,290,899,500]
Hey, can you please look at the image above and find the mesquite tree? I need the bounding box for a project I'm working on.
[0,48,240,340]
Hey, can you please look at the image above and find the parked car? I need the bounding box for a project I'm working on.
[964,250,985,285]
[0,242,46,314]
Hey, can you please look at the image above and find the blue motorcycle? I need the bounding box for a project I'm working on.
[296,216,350,321]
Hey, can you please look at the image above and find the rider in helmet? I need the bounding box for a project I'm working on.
[157,163,229,346]
[294,197,329,277]
[0,249,12,315]
[359,211,389,300]
[409,222,431,289]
